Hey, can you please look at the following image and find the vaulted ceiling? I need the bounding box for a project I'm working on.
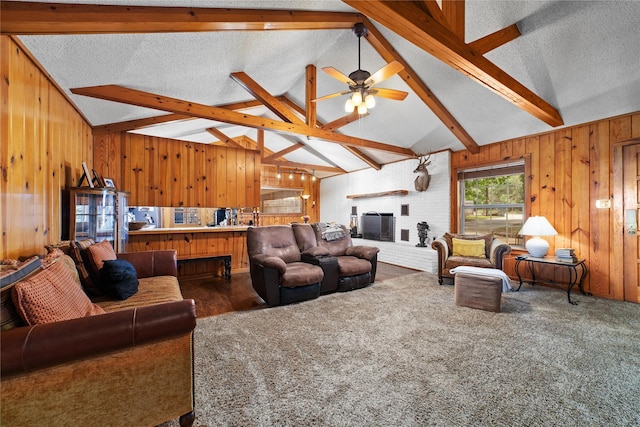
[3,0,640,178]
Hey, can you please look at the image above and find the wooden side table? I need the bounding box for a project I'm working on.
[514,255,590,305]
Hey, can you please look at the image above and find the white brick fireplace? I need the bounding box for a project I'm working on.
[320,152,451,273]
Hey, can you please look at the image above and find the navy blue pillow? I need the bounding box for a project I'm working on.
[99,259,139,300]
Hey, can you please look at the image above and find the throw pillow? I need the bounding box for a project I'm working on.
[452,237,487,258]
[11,261,105,326]
[444,233,492,258]
[70,238,101,296]
[86,239,117,273]
[99,259,139,300]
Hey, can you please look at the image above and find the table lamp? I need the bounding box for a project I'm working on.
[518,215,557,257]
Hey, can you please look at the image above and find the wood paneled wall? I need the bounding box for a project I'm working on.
[1,36,93,259]
[93,132,261,208]
[451,112,640,300]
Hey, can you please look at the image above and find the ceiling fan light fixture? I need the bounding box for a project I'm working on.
[357,104,368,115]
[351,91,363,106]
[365,94,376,109]
[344,98,355,113]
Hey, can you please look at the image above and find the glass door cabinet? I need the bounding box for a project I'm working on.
[63,187,129,253]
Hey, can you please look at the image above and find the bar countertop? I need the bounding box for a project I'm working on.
[128,225,250,235]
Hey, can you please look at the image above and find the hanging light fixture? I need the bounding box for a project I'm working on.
[277,166,281,179]
[312,170,316,181]
[316,22,408,116]
[289,171,293,180]
[351,91,362,106]
[344,98,355,113]
[365,93,376,108]
[301,172,305,181]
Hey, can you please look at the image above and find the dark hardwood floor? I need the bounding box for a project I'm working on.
[179,262,419,319]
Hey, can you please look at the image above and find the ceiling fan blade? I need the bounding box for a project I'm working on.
[370,87,409,101]
[312,91,350,102]
[364,61,404,86]
[322,67,356,86]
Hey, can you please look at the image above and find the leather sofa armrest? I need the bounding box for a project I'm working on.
[251,254,287,274]
[117,250,178,278]
[1,299,196,376]
[489,239,512,268]
[431,238,449,260]
[302,246,331,257]
[345,245,380,260]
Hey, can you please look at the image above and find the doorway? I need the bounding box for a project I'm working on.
[616,142,640,302]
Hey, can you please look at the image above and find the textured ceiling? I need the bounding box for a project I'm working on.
[14,0,640,177]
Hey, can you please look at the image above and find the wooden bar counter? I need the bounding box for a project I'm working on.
[126,226,250,276]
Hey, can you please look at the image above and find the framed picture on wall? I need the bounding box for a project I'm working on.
[103,178,116,189]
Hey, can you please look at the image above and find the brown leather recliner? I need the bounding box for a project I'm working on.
[246,225,324,306]
[293,223,379,292]
[431,232,512,285]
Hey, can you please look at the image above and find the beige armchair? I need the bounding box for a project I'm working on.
[431,233,512,285]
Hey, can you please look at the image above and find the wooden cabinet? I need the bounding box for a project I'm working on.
[63,187,129,253]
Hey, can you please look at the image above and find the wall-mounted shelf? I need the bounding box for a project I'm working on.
[346,190,408,199]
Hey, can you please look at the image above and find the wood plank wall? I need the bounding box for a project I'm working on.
[450,112,640,300]
[93,132,261,208]
[1,36,93,259]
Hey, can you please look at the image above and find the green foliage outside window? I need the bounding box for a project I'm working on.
[461,173,525,245]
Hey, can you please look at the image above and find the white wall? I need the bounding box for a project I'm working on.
[320,152,451,272]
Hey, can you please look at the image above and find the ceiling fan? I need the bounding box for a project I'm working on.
[313,23,408,115]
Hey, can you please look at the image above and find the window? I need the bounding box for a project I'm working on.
[174,207,200,226]
[458,162,525,245]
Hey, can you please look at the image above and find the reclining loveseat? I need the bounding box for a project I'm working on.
[246,223,379,307]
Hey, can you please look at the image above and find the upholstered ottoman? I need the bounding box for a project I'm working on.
[454,272,503,312]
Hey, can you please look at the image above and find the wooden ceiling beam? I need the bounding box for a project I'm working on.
[279,96,307,117]
[92,99,265,133]
[342,146,382,171]
[205,128,244,149]
[468,23,521,55]
[262,143,305,163]
[345,1,563,128]
[419,1,449,28]
[256,129,265,155]
[230,71,305,125]
[441,0,465,41]
[305,65,317,129]
[362,18,480,153]
[265,159,342,174]
[0,1,362,34]
[70,84,416,156]
[321,112,368,131]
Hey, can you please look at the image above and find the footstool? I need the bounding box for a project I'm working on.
[454,272,503,312]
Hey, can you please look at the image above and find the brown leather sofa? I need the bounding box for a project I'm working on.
[293,223,379,292]
[431,233,512,285]
[1,250,197,427]
[247,225,325,307]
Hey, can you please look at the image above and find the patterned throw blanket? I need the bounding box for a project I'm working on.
[314,222,346,241]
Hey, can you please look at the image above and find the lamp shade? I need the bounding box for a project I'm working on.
[518,216,557,257]
[518,216,557,236]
